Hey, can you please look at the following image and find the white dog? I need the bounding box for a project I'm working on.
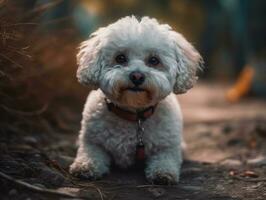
[70,16,202,185]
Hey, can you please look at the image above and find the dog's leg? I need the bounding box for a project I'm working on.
[145,148,182,185]
[69,143,110,180]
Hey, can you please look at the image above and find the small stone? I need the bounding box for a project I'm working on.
[221,159,241,167]
[23,136,38,145]
[229,170,238,176]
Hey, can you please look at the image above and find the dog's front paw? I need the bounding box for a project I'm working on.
[145,162,180,185]
[147,172,178,185]
[69,161,108,180]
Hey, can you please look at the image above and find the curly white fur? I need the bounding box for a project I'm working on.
[70,16,202,184]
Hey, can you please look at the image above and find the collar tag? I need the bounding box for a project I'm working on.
[136,143,145,161]
[136,119,145,161]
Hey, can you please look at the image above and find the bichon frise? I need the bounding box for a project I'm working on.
[70,16,202,185]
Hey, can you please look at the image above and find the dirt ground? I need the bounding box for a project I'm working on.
[1,83,266,200]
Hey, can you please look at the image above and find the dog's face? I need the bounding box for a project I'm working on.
[77,16,202,109]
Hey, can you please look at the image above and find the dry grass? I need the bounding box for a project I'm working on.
[0,1,86,137]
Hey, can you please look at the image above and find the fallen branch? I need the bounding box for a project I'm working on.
[232,176,266,182]
[107,184,179,191]
[0,171,86,199]
[38,151,104,200]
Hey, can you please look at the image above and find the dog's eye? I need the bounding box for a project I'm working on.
[147,56,160,66]
[115,54,128,64]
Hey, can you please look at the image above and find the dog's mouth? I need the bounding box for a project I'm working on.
[115,85,155,108]
[126,87,145,92]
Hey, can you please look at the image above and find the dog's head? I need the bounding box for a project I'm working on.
[77,16,202,109]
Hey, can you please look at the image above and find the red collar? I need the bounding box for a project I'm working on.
[105,99,157,121]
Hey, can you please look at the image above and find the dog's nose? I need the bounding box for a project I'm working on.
[129,71,145,86]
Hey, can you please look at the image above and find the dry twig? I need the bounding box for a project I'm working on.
[38,151,105,200]
[0,171,86,199]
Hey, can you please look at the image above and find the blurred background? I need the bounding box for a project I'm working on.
[1,1,266,198]
[1,0,265,130]
[0,0,266,149]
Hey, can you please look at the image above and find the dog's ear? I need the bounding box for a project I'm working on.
[76,29,104,89]
[171,31,203,94]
